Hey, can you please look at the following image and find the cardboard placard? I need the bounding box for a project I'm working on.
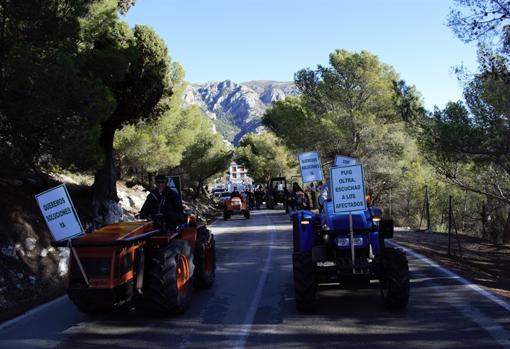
[334,155,357,167]
[35,185,84,241]
[330,164,366,213]
[298,151,323,183]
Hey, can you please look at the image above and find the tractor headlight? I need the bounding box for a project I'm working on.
[301,220,310,225]
[335,237,350,247]
[334,236,364,247]
[352,237,364,246]
[372,216,381,225]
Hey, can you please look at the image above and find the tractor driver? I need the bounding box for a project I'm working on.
[230,186,242,199]
[318,181,330,211]
[140,174,185,227]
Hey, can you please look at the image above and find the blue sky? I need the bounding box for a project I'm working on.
[124,0,479,111]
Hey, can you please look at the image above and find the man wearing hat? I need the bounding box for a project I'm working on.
[140,174,184,226]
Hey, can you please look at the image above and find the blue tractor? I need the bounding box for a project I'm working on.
[291,199,410,311]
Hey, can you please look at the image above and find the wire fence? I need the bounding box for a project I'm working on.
[380,185,509,245]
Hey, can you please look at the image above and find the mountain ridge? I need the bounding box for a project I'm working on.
[183,80,298,145]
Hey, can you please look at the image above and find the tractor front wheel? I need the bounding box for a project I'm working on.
[293,252,317,312]
[143,239,194,314]
[379,247,410,309]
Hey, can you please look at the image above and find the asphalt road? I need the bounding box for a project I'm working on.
[1,209,509,348]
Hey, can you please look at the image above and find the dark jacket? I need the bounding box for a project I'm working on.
[230,190,242,199]
[140,187,184,223]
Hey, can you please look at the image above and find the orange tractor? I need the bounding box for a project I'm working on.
[52,214,215,315]
[223,195,250,220]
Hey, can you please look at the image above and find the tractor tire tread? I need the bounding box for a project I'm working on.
[143,239,193,314]
[380,247,410,309]
[293,252,317,312]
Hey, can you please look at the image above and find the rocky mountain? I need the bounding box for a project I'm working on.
[183,80,299,145]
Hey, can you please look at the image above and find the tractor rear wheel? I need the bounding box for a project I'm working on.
[194,228,216,288]
[380,247,410,309]
[143,239,194,314]
[293,252,316,312]
[244,210,250,219]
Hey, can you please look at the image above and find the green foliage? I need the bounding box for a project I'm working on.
[115,71,233,193]
[78,0,176,213]
[118,0,136,14]
[265,50,418,161]
[175,120,233,194]
[235,132,298,183]
[214,112,241,143]
[415,0,510,242]
[0,0,169,174]
[115,85,210,174]
[0,0,108,171]
[419,66,510,205]
[264,50,424,200]
[448,0,510,45]
[81,1,172,130]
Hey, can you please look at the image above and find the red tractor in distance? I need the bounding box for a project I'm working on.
[223,195,250,220]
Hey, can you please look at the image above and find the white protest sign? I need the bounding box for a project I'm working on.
[167,175,182,196]
[335,155,357,167]
[298,151,323,183]
[35,185,84,241]
[330,164,367,213]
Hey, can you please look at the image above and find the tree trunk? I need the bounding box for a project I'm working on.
[503,209,510,244]
[193,181,202,199]
[92,122,119,224]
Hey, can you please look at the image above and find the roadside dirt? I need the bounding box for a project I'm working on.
[394,229,510,301]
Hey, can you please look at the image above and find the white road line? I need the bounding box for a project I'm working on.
[388,240,510,312]
[231,214,276,349]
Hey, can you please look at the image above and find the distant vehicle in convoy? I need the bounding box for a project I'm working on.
[224,194,250,220]
[53,214,216,315]
[266,177,288,211]
[218,192,231,208]
[212,188,226,195]
[291,199,410,311]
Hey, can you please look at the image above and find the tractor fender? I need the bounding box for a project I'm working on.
[369,232,381,255]
[292,210,316,253]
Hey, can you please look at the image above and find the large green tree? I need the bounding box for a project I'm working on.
[264,50,423,196]
[0,0,110,173]
[174,120,233,198]
[80,0,173,219]
[114,66,201,177]
[236,132,297,183]
[418,67,510,241]
[414,0,510,242]
[0,0,142,174]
